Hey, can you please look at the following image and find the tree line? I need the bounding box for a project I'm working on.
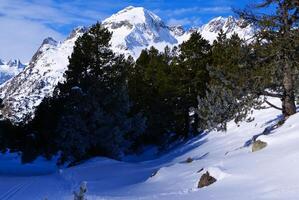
[0,0,298,165]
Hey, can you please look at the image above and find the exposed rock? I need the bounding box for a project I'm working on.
[185,157,194,163]
[169,25,185,36]
[252,140,267,152]
[150,169,159,177]
[198,171,217,188]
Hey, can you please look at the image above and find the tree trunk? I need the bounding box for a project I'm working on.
[282,60,296,117]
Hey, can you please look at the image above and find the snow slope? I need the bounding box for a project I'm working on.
[0,59,25,85]
[0,28,86,122]
[0,98,298,199]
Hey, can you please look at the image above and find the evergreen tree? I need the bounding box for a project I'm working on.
[197,31,259,130]
[237,0,299,117]
[54,22,145,163]
[175,32,211,134]
[128,47,177,144]
[128,33,211,144]
[0,99,25,158]
[18,23,145,164]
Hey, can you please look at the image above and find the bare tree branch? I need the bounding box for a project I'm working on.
[265,100,283,110]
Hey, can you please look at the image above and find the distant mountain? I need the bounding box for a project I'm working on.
[199,16,254,42]
[0,27,86,122]
[0,6,254,123]
[0,59,25,85]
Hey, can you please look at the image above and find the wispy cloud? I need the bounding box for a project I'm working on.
[0,0,243,62]
[0,0,110,61]
[0,0,108,27]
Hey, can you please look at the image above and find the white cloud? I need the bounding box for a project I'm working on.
[0,18,64,62]
[0,0,108,62]
[0,0,233,62]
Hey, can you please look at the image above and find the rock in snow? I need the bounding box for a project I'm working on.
[252,140,268,152]
[0,98,298,199]
[0,6,254,123]
[198,171,217,188]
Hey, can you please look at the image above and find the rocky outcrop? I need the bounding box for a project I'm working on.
[198,171,217,188]
[252,140,267,152]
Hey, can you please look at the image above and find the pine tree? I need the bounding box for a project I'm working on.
[54,23,145,163]
[17,23,146,164]
[197,31,259,130]
[128,47,177,144]
[128,33,211,144]
[175,32,211,134]
[237,0,299,117]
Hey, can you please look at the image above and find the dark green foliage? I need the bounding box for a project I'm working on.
[237,0,299,117]
[0,120,21,153]
[178,31,211,98]
[129,47,178,144]
[128,32,211,144]
[2,2,299,164]
[196,31,262,130]
[53,23,145,163]
[0,23,145,164]
[175,32,211,133]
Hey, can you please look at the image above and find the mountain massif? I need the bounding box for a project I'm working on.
[0,6,254,122]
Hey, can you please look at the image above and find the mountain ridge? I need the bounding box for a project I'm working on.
[0,59,26,85]
[0,6,254,122]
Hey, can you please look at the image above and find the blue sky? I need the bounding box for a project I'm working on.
[0,0,257,62]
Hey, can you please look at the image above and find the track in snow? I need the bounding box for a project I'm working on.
[0,180,35,200]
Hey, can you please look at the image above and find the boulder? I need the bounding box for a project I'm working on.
[198,171,217,188]
[252,140,267,152]
[185,157,194,163]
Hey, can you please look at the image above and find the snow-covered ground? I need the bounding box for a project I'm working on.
[0,98,298,200]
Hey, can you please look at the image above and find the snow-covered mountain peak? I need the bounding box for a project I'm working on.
[202,16,234,33]
[104,6,162,26]
[103,6,177,58]
[200,16,254,42]
[67,26,88,40]
[6,59,25,69]
[41,37,58,47]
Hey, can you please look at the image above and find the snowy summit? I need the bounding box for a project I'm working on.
[103,6,178,58]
